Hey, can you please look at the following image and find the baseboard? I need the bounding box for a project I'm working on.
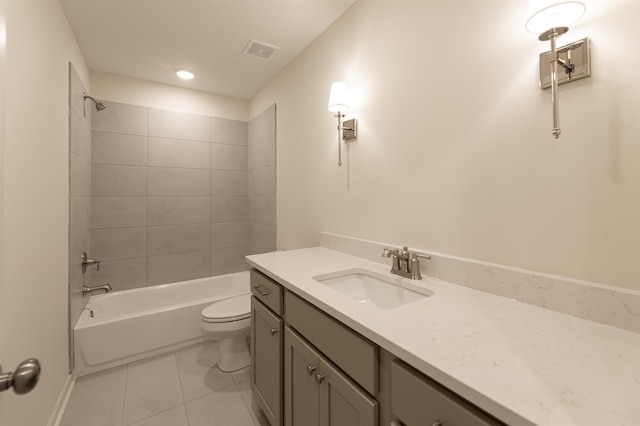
[47,374,76,426]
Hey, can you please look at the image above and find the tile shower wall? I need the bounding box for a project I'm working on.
[248,104,276,254]
[69,63,92,356]
[87,102,275,290]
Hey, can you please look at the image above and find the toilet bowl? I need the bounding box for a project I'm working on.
[200,293,251,372]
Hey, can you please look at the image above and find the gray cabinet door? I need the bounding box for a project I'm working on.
[285,327,378,426]
[285,327,321,426]
[319,357,378,426]
[251,296,283,426]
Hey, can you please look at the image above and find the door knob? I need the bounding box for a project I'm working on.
[0,358,41,394]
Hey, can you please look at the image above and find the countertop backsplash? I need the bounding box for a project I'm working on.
[320,232,640,333]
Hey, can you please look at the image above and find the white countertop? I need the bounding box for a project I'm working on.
[246,247,640,426]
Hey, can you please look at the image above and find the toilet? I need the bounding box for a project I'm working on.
[200,293,252,372]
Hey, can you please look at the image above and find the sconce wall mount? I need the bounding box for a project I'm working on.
[526,0,588,139]
[539,37,590,89]
[328,82,358,167]
[341,118,358,141]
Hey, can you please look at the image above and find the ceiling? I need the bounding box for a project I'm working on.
[60,0,356,100]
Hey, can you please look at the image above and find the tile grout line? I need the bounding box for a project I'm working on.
[166,353,189,426]
[173,347,189,416]
[120,362,129,426]
[230,366,262,426]
[145,108,150,288]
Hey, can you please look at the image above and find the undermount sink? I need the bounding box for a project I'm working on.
[313,268,432,310]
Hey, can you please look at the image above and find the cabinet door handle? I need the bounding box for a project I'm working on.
[431,422,442,426]
[307,366,316,376]
[315,374,325,385]
[252,285,270,296]
[270,328,278,336]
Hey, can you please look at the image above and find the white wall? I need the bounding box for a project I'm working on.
[92,71,248,121]
[250,0,640,290]
[0,1,88,425]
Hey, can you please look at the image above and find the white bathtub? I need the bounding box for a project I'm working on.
[74,271,250,377]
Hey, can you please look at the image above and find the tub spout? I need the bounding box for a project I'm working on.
[82,283,112,297]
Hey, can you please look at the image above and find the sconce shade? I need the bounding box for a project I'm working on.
[525,0,585,34]
[328,81,350,113]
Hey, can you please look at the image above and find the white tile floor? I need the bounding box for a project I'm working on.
[60,341,269,426]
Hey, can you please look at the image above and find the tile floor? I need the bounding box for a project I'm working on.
[60,341,269,426]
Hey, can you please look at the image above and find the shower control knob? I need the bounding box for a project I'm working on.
[0,358,41,394]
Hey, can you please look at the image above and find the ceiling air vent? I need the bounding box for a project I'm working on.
[242,39,280,60]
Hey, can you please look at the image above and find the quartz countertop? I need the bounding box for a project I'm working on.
[246,247,640,426]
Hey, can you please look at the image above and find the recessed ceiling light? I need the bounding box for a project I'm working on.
[175,69,195,80]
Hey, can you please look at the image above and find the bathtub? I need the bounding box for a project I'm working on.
[74,271,250,377]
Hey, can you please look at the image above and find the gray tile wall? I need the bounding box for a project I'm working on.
[248,105,277,254]
[87,101,273,289]
[69,63,92,371]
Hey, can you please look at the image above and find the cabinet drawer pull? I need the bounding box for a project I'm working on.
[270,328,278,336]
[431,422,442,426]
[253,285,270,296]
[315,374,325,385]
[307,366,316,376]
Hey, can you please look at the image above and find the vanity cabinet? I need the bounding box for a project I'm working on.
[284,291,378,426]
[285,291,378,394]
[391,359,503,426]
[285,327,378,426]
[250,268,502,426]
[251,270,284,426]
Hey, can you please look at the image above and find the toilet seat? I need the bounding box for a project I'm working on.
[201,294,250,323]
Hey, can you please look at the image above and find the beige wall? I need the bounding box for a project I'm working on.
[0,1,88,425]
[250,0,640,290]
[91,71,249,121]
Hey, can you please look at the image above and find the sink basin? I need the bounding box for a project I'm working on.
[313,269,432,310]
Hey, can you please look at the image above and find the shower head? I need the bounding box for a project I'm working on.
[83,93,108,111]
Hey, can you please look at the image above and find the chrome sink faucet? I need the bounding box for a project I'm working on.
[381,246,431,280]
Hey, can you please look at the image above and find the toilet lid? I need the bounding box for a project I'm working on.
[201,294,251,323]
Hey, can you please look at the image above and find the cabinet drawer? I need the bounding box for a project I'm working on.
[285,291,378,395]
[391,360,503,426]
[251,269,284,315]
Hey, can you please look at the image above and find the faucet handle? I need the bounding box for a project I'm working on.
[412,252,432,261]
[382,247,402,272]
[410,252,432,280]
[381,247,399,258]
[81,252,101,273]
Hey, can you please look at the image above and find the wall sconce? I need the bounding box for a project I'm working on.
[526,0,590,138]
[328,81,357,167]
